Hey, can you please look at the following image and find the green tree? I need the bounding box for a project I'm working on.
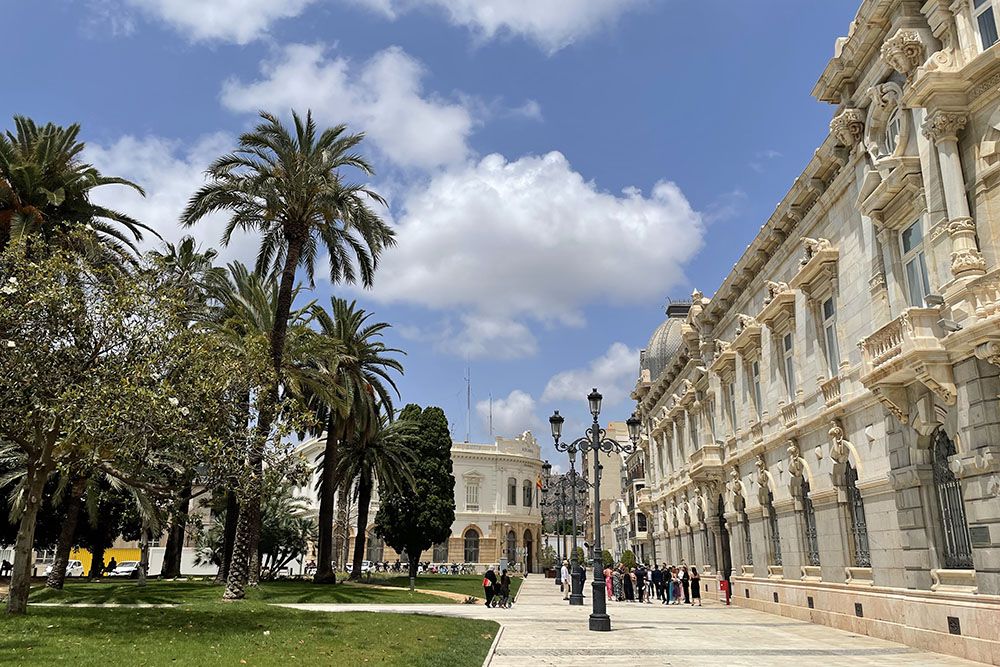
[602,550,614,568]
[181,111,394,600]
[374,405,455,590]
[620,550,637,569]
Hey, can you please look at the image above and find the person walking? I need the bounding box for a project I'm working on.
[691,567,702,606]
[612,565,623,601]
[498,569,512,608]
[483,565,498,607]
[680,565,691,605]
[560,560,570,600]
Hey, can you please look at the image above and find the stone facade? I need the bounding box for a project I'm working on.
[630,2,1000,663]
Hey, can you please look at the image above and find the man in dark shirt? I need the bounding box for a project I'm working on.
[483,565,498,607]
[651,563,663,602]
[636,564,647,603]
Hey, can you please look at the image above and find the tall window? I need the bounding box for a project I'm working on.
[901,219,932,307]
[750,361,763,419]
[932,429,974,569]
[689,411,699,451]
[845,463,872,567]
[974,0,1000,50]
[741,508,753,566]
[884,107,902,155]
[765,490,782,566]
[507,477,517,506]
[782,333,796,399]
[463,529,479,563]
[801,479,821,566]
[366,534,384,562]
[822,297,840,375]
[506,531,517,563]
[522,479,533,507]
[636,512,647,532]
[466,481,479,511]
[727,381,738,431]
[432,541,449,562]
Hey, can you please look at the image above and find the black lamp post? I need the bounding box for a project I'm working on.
[550,389,641,632]
[541,460,562,586]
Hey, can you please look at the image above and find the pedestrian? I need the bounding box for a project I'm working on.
[612,565,624,601]
[105,557,118,575]
[0,559,11,577]
[636,564,646,603]
[498,568,512,608]
[560,560,570,600]
[670,567,681,604]
[691,567,702,606]
[604,564,613,599]
[681,565,691,604]
[624,567,635,602]
[651,562,662,603]
[483,565,498,607]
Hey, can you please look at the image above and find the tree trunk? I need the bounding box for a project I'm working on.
[6,467,48,615]
[314,417,339,584]
[249,540,261,586]
[349,475,373,581]
[160,477,193,579]
[45,478,86,590]
[88,545,106,579]
[333,476,352,574]
[138,524,150,588]
[408,551,419,592]
[223,488,259,600]
[216,489,239,584]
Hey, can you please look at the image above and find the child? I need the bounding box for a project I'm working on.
[498,569,512,608]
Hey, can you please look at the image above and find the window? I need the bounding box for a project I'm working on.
[901,219,932,307]
[822,297,840,375]
[765,490,782,566]
[884,108,902,155]
[845,463,871,567]
[750,361,763,419]
[782,333,796,399]
[932,429,974,569]
[367,534,385,562]
[974,0,1000,50]
[689,411,699,451]
[522,479,533,507]
[432,541,449,562]
[506,531,517,563]
[463,529,479,563]
[507,477,517,506]
[636,512,647,532]
[727,381,738,431]
[466,481,479,511]
[801,479,821,566]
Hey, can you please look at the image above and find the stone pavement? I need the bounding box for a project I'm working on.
[278,575,982,666]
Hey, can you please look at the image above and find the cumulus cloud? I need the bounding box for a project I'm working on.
[346,0,647,52]
[118,0,317,44]
[476,389,538,437]
[85,133,262,266]
[398,313,538,360]
[542,342,641,407]
[221,44,475,170]
[360,152,703,329]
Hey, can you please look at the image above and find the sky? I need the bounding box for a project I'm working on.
[2,0,859,467]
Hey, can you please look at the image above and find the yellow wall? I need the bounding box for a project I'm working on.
[69,548,142,574]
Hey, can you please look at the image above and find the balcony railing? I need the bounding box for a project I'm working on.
[779,402,798,428]
[820,375,842,406]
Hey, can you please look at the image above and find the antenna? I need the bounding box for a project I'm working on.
[465,365,471,443]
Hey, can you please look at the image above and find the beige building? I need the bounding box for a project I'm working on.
[631,1,1000,663]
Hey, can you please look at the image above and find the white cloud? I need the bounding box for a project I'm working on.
[361,151,703,328]
[221,44,475,170]
[119,0,317,44]
[476,389,538,437]
[346,0,647,52]
[397,313,538,360]
[85,133,262,266]
[542,342,641,407]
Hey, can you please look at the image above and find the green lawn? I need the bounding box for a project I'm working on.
[29,579,450,605]
[377,574,523,600]
[0,603,498,666]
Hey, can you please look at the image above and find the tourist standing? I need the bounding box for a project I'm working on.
[691,567,702,606]
[604,565,613,599]
[484,565,498,607]
[612,565,624,601]
[636,564,646,603]
[651,563,663,602]
[624,567,635,601]
[499,569,512,608]
[680,565,691,605]
[560,560,570,600]
[670,567,681,604]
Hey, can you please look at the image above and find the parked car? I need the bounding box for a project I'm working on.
[108,561,142,578]
[44,560,84,578]
[350,560,375,575]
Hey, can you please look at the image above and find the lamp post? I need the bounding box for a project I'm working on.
[541,460,562,586]
[550,412,590,606]
[550,389,640,632]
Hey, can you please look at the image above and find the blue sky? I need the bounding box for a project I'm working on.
[2,0,858,466]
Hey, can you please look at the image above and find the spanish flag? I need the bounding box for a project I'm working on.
[536,475,543,490]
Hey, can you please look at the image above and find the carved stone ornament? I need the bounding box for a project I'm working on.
[754,454,768,485]
[787,439,804,478]
[801,237,832,265]
[735,314,760,335]
[830,107,865,147]
[975,340,1000,368]
[947,217,987,278]
[713,339,731,360]
[828,419,851,464]
[880,29,926,77]
[922,111,968,145]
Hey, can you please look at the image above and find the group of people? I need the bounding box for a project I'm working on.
[482,565,514,608]
[603,563,702,606]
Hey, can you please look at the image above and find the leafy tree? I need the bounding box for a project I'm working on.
[374,405,455,590]
[182,111,394,600]
[602,550,614,568]
[621,550,637,569]
[539,545,557,569]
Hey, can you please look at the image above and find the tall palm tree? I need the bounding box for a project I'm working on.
[335,411,416,581]
[181,110,393,599]
[0,115,152,261]
[308,298,403,583]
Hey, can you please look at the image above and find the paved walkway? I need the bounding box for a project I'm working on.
[278,575,981,666]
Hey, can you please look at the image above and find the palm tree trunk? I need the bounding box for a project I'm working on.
[224,439,264,600]
[314,417,339,584]
[217,489,239,584]
[138,523,151,588]
[333,476,352,574]
[6,465,48,615]
[349,475,373,581]
[160,477,193,579]
[46,478,86,590]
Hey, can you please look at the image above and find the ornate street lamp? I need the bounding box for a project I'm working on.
[540,460,562,586]
[549,410,593,606]
[550,390,640,632]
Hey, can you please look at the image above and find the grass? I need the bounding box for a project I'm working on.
[0,603,498,666]
[29,579,450,605]
[376,574,523,600]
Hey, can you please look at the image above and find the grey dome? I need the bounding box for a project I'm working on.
[639,303,690,381]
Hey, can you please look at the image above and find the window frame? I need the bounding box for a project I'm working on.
[522,479,533,507]
[973,0,1000,51]
[465,481,480,511]
[726,380,738,432]
[507,477,517,506]
[781,332,796,400]
[900,219,932,307]
[822,296,841,376]
[750,360,763,419]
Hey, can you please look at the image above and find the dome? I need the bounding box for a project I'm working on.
[639,303,690,381]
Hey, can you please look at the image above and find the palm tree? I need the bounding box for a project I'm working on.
[0,115,152,261]
[335,411,416,581]
[308,298,403,583]
[181,110,393,599]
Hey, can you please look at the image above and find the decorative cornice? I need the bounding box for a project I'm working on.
[922,110,967,144]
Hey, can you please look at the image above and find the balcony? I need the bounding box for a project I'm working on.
[636,487,652,512]
[730,315,762,358]
[749,420,764,443]
[779,402,799,428]
[820,375,842,407]
[859,308,955,421]
[688,444,724,481]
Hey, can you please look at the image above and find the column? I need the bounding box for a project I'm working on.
[922,110,987,279]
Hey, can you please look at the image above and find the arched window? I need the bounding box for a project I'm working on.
[366,534,384,562]
[845,462,871,567]
[432,541,449,563]
[932,429,973,569]
[506,530,517,563]
[765,490,782,566]
[522,479,532,507]
[507,477,517,506]
[463,529,479,563]
[801,479,821,566]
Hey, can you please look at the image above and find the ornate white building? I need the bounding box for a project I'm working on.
[295,432,544,573]
[631,1,1000,663]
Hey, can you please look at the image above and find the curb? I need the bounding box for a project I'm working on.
[482,624,504,667]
